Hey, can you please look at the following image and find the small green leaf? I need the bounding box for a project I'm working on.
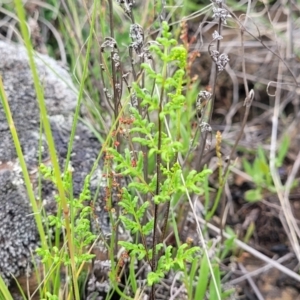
[244,189,262,202]
[141,219,154,235]
[128,182,151,194]
[119,216,139,233]
[136,201,150,219]
[276,135,290,167]
[242,158,254,177]
[147,271,164,286]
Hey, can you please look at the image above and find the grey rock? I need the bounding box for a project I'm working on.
[0,41,107,287]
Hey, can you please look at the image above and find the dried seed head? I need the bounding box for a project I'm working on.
[196,91,212,112]
[212,0,224,4]
[199,122,212,132]
[197,91,212,102]
[101,38,117,53]
[103,88,112,102]
[117,0,135,15]
[130,91,138,107]
[212,30,223,40]
[112,52,120,68]
[210,49,219,62]
[130,23,144,52]
[209,46,229,73]
[212,7,231,24]
[140,47,152,61]
[216,53,229,72]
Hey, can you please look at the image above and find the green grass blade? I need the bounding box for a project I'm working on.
[195,254,210,300]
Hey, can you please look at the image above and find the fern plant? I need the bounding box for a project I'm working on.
[104,21,218,298]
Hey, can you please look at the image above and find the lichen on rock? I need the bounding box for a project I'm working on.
[0,40,107,288]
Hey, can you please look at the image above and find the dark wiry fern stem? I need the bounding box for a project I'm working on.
[151,73,166,300]
[108,0,114,38]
